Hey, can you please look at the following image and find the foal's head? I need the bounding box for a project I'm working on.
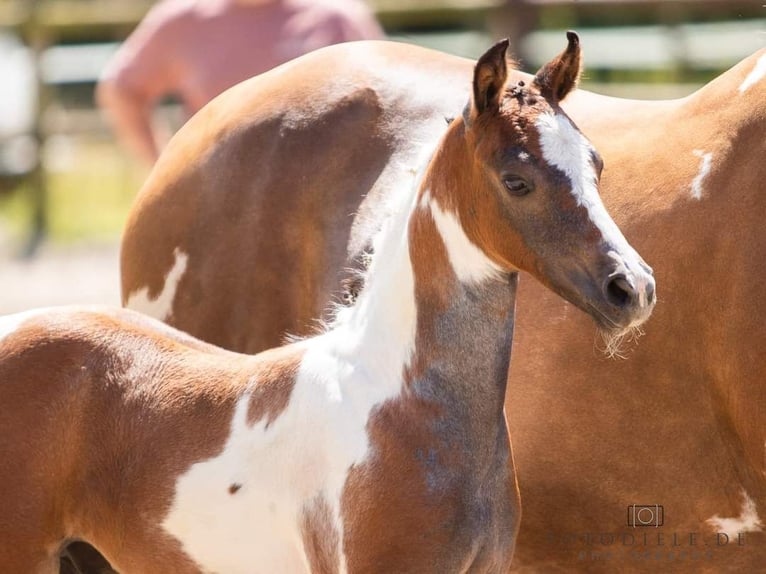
[430,32,655,335]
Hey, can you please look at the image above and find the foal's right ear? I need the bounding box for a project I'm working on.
[472,39,510,116]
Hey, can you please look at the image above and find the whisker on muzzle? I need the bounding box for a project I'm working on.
[595,324,645,360]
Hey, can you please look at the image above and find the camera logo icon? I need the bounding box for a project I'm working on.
[628,504,664,527]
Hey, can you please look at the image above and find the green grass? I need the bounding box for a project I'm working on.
[0,138,144,244]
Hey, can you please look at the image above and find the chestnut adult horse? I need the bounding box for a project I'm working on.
[0,37,655,573]
[121,38,766,572]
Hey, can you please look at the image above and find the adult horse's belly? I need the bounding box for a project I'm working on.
[121,41,766,572]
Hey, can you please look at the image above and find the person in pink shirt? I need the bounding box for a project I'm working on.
[97,0,384,165]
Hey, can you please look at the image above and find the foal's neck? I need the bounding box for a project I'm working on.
[406,142,517,430]
[333,127,516,427]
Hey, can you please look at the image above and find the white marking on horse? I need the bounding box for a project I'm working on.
[428,199,502,284]
[536,112,653,311]
[419,189,431,211]
[125,248,188,321]
[738,53,766,94]
[707,490,763,537]
[535,112,600,207]
[690,150,713,200]
[164,174,420,573]
[536,112,633,251]
[163,394,312,574]
[536,111,617,230]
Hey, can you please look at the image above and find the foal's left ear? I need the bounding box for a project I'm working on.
[473,38,510,115]
[533,31,582,103]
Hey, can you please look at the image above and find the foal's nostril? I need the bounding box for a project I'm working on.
[606,275,635,308]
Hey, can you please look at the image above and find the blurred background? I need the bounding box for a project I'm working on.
[0,0,764,314]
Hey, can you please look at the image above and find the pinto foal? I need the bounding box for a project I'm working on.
[0,35,654,573]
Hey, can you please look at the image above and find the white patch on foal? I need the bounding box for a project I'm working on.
[124,248,188,321]
[738,53,766,94]
[163,394,311,574]
[536,112,623,242]
[163,173,420,574]
[428,198,502,285]
[536,112,637,254]
[707,490,764,538]
[690,149,713,200]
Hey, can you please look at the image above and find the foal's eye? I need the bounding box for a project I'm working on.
[503,176,532,197]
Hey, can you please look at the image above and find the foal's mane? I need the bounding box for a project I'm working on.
[332,76,533,319]
[283,143,432,344]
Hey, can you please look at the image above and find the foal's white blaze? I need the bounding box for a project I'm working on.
[163,176,420,573]
[535,112,623,244]
[125,247,188,321]
[739,53,766,94]
[706,490,764,538]
[690,149,713,200]
[428,198,502,284]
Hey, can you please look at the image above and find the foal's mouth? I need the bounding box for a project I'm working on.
[586,298,654,329]
[586,302,623,331]
[585,301,651,358]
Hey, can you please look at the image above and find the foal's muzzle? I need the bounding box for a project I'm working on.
[602,259,656,328]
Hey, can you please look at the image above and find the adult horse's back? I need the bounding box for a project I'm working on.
[121,41,766,571]
[121,41,472,353]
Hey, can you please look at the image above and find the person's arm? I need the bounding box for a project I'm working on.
[96,79,159,166]
[97,0,184,166]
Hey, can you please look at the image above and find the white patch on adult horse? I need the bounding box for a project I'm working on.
[125,248,188,321]
[738,53,766,94]
[690,149,713,200]
[429,199,502,284]
[163,177,419,574]
[419,189,431,211]
[706,490,763,538]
